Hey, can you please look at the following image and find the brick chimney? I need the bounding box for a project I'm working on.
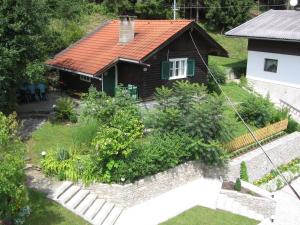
[119,16,136,44]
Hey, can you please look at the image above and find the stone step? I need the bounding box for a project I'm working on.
[66,189,90,210]
[76,193,98,216]
[59,185,81,204]
[92,202,115,225]
[85,199,106,221]
[102,207,123,225]
[55,181,73,199]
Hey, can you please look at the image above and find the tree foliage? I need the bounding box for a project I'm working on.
[0,113,29,223]
[204,0,253,30]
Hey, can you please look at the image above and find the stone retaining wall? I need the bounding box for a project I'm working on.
[227,132,300,182]
[84,161,226,207]
[221,189,276,218]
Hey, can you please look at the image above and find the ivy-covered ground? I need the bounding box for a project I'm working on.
[160,206,259,225]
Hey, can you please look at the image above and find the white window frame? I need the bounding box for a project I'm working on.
[80,75,91,82]
[169,58,188,80]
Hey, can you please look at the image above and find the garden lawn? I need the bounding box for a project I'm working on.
[25,189,89,225]
[160,206,259,225]
[26,122,75,165]
[221,82,253,103]
[206,28,248,70]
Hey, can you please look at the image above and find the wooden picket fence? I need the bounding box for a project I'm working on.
[224,119,288,152]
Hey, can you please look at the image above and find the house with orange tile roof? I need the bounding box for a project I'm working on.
[46,16,227,99]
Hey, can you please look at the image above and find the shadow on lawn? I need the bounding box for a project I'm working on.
[25,189,88,225]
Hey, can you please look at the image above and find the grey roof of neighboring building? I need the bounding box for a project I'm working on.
[225,10,300,42]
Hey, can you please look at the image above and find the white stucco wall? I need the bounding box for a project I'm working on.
[246,50,300,88]
[246,50,300,109]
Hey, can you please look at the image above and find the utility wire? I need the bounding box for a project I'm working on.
[165,3,287,9]
[188,31,300,201]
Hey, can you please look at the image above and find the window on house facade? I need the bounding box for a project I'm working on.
[161,58,195,80]
[80,75,91,82]
[264,59,278,73]
[169,58,188,79]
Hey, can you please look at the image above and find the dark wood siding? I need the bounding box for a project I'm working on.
[60,71,101,91]
[140,30,209,99]
[248,39,300,56]
[117,62,144,98]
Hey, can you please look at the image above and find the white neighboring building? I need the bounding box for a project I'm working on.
[226,10,300,109]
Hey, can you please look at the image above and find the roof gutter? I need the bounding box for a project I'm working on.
[47,64,102,80]
[118,57,151,67]
[225,34,300,43]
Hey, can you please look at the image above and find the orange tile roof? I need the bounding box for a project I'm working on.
[46,20,193,76]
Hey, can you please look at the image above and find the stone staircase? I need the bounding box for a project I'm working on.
[216,193,265,221]
[53,181,123,225]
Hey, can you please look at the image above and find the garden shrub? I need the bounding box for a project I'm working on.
[149,81,232,143]
[238,95,276,128]
[54,97,77,122]
[0,113,29,224]
[207,62,226,94]
[234,178,241,191]
[287,117,300,134]
[240,161,249,182]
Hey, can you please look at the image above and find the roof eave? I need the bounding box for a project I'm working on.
[47,64,101,80]
[225,34,300,43]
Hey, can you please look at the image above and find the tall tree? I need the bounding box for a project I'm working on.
[0,0,49,113]
[135,0,172,19]
[204,0,253,31]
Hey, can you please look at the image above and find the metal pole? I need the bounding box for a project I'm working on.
[173,0,177,20]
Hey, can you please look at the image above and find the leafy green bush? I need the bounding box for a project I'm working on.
[287,117,300,134]
[0,113,29,224]
[238,95,276,128]
[234,178,242,191]
[240,161,249,182]
[207,62,227,94]
[56,148,70,161]
[54,97,77,122]
[149,81,232,143]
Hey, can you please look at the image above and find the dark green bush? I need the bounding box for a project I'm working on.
[234,178,242,191]
[240,161,249,182]
[207,62,227,94]
[149,81,232,143]
[0,113,29,223]
[54,97,77,122]
[238,95,275,128]
[287,117,300,134]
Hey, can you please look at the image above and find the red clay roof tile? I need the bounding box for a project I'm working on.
[46,20,193,76]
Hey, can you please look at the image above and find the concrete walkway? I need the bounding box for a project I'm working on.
[273,177,300,225]
[116,178,222,225]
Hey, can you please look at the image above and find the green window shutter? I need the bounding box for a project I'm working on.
[187,59,195,77]
[161,61,171,80]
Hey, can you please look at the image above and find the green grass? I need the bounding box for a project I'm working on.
[199,24,248,75]
[26,122,75,165]
[221,82,253,103]
[207,28,248,68]
[160,206,259,225]
[25,189,89,225]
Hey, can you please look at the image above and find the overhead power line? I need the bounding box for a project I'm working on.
[188,31,300,201]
